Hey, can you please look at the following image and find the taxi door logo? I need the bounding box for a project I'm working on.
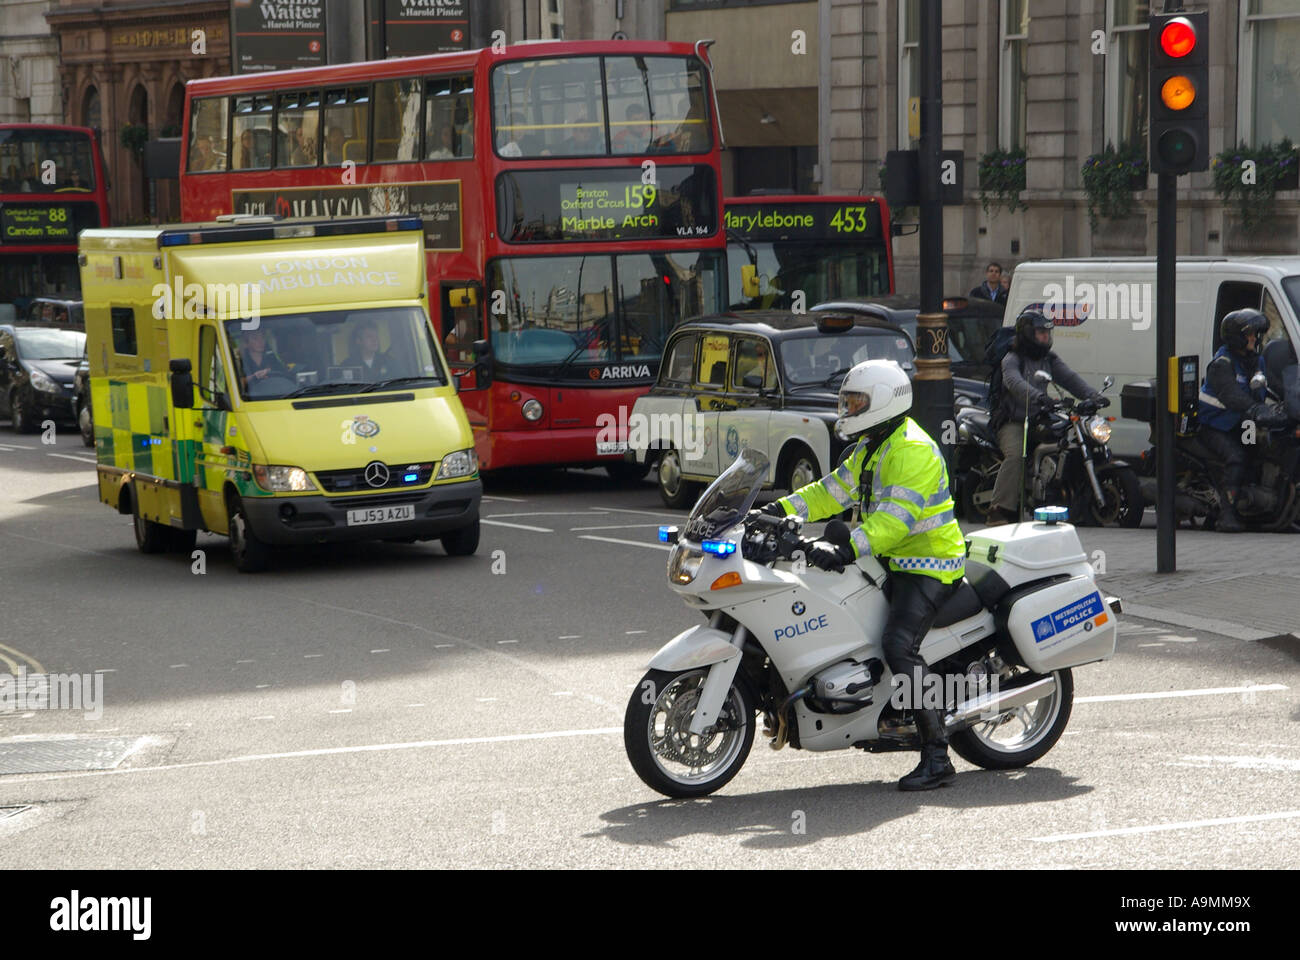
[725,426,740,459]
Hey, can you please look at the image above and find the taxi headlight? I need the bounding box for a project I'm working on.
[28,368,59,394]
[668,543,705,584]
[436,448,479,479]
[253,464,316,492]
[1086,415,1112,444]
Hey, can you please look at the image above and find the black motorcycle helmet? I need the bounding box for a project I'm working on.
[1015,309,1054,359]
[1221,308,1267,358]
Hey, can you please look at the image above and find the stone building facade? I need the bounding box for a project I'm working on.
[0,0,63,124]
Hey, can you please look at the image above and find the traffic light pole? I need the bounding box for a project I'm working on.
[1156,173,1177,572]
[913,0,954,460]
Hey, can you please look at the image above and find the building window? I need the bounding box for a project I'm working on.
[1000,0,1029,150]
[898,0,920,148]
[1105,0,1150,152]
[1240,1,1300,145]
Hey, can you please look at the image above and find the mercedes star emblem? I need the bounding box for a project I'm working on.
[364,461,390,488]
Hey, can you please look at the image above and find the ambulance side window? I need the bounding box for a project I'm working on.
[111,307,136,355]
[197,325,227,405]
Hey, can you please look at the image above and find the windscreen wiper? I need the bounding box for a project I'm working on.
[358,375,441,393]
[283,380,373,398]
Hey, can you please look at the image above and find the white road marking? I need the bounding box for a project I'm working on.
[433,643,455,649]
[303,654,322,659]
[497,639,518,645]
[578,534,672,552]
[481,495,526,503]
[569,523,667,531]
[1156,634,1198,643]
[405,703,425,708]
[1137,643,1165,648]
[1121,602,1273,641]
[255,684,271,689]
[169,664,187,669]
[0,442,36,449]
[1032,809,1300,843]
[486,511,595,518]
[251,715,275,721]
[1076,683,1287,703]
[481,519,554,533]
[589,506,684,518]
[236,659,254,664]
[476,697,498,703]
[47,453,98,465]
[558,635,581,640]
[328,709,352,715]
[370,648,390,654]
[1169,754,1300,772]
[94,669,116,674]
[551,691,573,697]
[626,630,647,635]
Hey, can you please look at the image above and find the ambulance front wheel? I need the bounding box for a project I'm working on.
[228,495,273,573]
[440,518,480,557]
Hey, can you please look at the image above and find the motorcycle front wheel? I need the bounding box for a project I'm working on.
[949,668,1073,769]
[624,668,756,798]
[1081,468,1144,528]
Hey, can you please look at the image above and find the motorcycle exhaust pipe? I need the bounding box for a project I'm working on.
[943,675,1058,731]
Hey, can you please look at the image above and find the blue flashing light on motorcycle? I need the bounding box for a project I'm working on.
[1035,506,1069,524]
[701,539,737,556]
[658,525,680,544]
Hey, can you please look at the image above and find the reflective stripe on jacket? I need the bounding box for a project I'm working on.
[1198,346,1265,432]
[777,417,966,583]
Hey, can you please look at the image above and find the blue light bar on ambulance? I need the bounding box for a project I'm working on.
[701,539,737,556]
[158,216,423,247]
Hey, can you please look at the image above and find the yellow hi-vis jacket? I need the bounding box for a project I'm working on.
[776,417,966,583]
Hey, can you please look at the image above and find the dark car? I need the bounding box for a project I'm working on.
[0,323,87,433]
[24,295,85,331]
[811,294,1006,406]
[72,345,93,446]
[626,309,918,506]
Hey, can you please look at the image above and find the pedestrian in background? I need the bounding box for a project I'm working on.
[970,262,1007,304]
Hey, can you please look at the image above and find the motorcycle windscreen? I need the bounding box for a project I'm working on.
[683,447,771,541]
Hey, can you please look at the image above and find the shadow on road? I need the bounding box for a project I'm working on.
[591,766,1092,849]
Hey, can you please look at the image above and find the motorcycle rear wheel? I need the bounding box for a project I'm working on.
[624,668,755,798]
[949,668,1073,770]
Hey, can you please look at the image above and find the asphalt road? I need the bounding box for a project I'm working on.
[0,424,1296,868]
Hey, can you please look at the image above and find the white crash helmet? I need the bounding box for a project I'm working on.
[835,359,912,440]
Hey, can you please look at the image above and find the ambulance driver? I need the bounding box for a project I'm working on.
[235,327,291,395]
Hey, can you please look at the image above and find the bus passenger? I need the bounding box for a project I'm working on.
[324,126,347,165]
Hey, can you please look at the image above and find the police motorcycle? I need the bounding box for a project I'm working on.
[1127,338,1300,532]
[953,373,1142,528]
[623,447,1122,798]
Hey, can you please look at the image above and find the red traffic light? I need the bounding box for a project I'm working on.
[1160,17,1197,58]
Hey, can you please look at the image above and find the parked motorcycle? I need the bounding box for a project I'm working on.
[954,374,1143,527]
[1126,370,1300,532]
[623,448,1121,799]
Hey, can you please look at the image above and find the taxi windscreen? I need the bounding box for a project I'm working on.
[778,329,914,386]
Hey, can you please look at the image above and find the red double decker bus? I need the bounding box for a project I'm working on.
[724,194,894,310]
[0,124,110,311]
[181,41,726,473]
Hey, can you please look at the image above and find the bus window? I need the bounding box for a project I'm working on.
[605,57,711,156]
[276,90,320,167]
[232,95,272,169]
[188,97,228,172]
[373,79,422,162]
[424,76,474,160]
[323,87,369,165]
[492,58,606,158]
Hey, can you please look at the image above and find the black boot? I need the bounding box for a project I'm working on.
[898,710,956,791]
[1217,488,1245,533]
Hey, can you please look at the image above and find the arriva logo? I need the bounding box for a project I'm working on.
[597,364,651,380]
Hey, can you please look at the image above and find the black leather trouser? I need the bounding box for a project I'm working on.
[882,572,960,745]
[1197,425,1249,491]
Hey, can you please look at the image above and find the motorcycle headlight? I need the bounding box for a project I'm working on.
[436,448,479,479]
[28,368,58,393]
[253,464,316,492]
[1086,415,1112,444]
[668,543,705,584]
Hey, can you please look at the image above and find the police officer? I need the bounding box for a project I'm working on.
[1197,309,1288,532]
[757,359,967,791]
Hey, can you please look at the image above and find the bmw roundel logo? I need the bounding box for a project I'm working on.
[792,601,805,616]
[1084,620,1094,632]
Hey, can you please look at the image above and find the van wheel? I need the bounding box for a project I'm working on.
[228,496,272,573]
[778,445,819,494]
[441,519,480,556]
[131,487,170,555]
[657,448,700,509]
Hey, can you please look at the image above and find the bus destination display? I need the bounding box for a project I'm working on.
[1,205,74,242]
[723,202,883,242]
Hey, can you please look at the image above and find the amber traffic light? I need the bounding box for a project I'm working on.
[1149,12,1208,175]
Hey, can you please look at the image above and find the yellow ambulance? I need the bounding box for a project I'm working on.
[79,215,483,572]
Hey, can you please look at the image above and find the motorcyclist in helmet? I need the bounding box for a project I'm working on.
[753,359,967,791]
[987,309,1110,525]
[1196,308,1289,532]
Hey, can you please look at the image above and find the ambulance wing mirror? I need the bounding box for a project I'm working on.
[169,358,195,409]
[741,264,760,299]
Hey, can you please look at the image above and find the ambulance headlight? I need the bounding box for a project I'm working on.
[253,464,316,492]
[436,448,479,479]
[1085,415,1111,444]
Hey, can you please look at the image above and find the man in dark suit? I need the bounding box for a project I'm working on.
[970,262,1007,304]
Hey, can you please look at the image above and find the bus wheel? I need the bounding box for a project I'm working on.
[131,488,170,555]
[228,496,272,573]
[441,519,480,556]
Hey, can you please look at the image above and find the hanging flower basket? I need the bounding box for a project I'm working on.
[1212,140,1299,231]
[120,123,149,156]
[977,148,1027,215]
[1081,143,1149,232]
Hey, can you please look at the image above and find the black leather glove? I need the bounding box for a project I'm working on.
[1031,393,1053,414]
[759,501,786,517]
[806,540,852,573]
[1248,402,1290,429]
[1093,395,1111,409]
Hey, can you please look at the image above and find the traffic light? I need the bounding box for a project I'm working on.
[1148,11,1209,175]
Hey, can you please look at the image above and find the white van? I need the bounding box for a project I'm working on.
[1004,258,1300,456]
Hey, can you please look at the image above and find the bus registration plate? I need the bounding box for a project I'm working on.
[346,504,416,526]
[596,441,628,455]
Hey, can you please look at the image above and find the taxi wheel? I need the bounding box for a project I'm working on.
[441,519,480,556]
[779,446,819,494]
[131,489,170,555]
[228,496,272,573]
[657,448,700,510]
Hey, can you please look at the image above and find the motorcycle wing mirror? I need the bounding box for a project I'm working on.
[1102,375,1114,391]
[1250,371,1268,391]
